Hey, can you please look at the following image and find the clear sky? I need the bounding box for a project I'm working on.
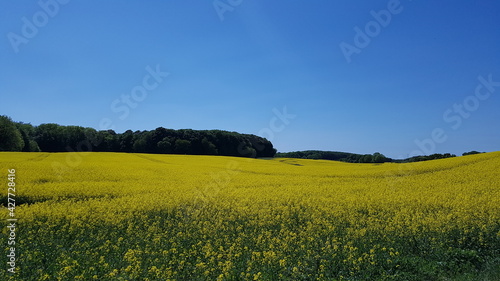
[1,0,499,158]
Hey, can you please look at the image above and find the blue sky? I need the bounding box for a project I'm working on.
[1,0,499,158]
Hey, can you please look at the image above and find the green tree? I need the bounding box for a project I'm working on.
[174,139,191,154]
[157,138,173,154]
[201,137,217,155]
[83,127,100,150]
[119,130,134,152]
[361,154,373,163]
[372,152,387,163]
[16,122,40,152]
[0,116,24,151]
[64,126,86,149]
[35,123,65,151]
[463,151,482,156]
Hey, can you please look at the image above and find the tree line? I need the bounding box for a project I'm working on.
[0,115,276,157]
[275,150,483,163]
[0,115,486,161]
[275,150,392,163]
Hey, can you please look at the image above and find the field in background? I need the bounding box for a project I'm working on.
[1,152,499,280]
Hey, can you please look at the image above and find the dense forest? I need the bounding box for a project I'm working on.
[0,115,276,158]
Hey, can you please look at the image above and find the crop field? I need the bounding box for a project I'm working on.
[1,152,499,280]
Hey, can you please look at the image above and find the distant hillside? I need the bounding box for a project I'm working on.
[275,150,392,163]
[0,115,276,158]
[275,150,472,163]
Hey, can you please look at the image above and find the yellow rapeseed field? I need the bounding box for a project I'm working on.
[1,152,499,280]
